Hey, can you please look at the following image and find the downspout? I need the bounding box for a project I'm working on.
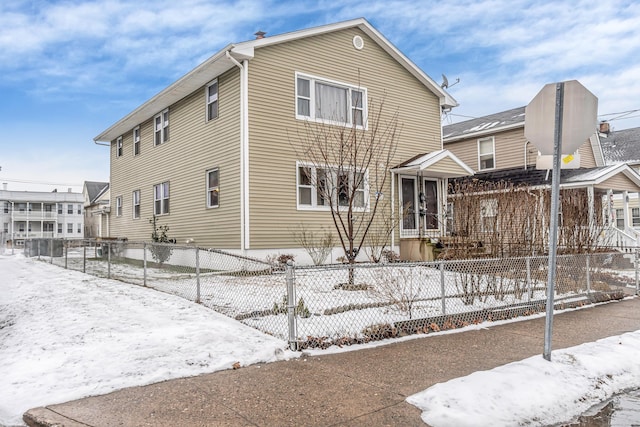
[226,51,250,254]
[390,170,395,252]
[524,140,529,170]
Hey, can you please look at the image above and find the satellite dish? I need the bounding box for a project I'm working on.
[441,74,449,89]
[440,74,460,89]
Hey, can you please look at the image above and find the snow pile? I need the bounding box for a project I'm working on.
[407,330,640,426]
[0,253,293,426]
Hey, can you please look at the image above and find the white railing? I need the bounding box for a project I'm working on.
[12,211,58,221]
[601,225,640,252]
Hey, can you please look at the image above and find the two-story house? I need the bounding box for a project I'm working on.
[442,106,640,255]
[93,18,473,263]
[0,184,85,248]
[82,181,110,239]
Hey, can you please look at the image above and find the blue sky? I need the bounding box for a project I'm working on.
[1,0,639,192]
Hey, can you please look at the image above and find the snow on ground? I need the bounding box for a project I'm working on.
[407,330,640,426]
[0,252,295,427]
[1,250,639,427]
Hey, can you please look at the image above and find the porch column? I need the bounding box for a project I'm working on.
[623,191,630,231]
[587,186,595,229]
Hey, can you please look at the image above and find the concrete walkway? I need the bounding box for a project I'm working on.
[24,296,640,427]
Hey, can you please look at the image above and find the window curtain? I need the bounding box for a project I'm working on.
[315,82,347,122]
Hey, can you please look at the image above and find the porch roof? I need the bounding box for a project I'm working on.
[453,164,640,192]
[391,149,474,178]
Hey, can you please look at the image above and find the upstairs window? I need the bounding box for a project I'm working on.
[116,136,123,157]
[133,126,140,155]
[295,73,367,128]
[132,190,140,219]
[478,137,495,170]
[206,168,219,208]
[67,204,73,214]
[154,109,169,145]
[154,181,170,215]
[67,223,73,233]
[116,196,122,217]
[206,80,219,121]
[633,207,640,227]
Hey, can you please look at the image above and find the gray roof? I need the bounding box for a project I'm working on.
[443,106,525,142]
[599,127,640,165]
[84,181,109,204]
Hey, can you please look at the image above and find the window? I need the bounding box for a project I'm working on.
[67,204,73,214]
[633,208,640,227]
[3,223,8,233]
[295,73,366,128]
[116,196,122,217]
[67,223,73,233]
[133,126,140,155]
[58,204,62,214]
[116,136,123,157]
[206,80,218,121]
[297,163,368,210]
[77,223,82,233]
[77,204,82,214]
[480,198,498,232]
[3,202,8,213]
[132,190,140,219]
[57,223,62,234]
[478,137,495,170]
[154,182,170,215]
[154,109,169,145]
[207,169,219,208]
[616,209,625,228]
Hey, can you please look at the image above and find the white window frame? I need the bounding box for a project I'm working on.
[206,168,220,208]
[77,223,82,234]
[57,223,62,234]
[67,223,73,233]
[154,109,169,146]
[296,161,369,211]
[480,198,498,232]
[116,136,123,157]
[154,181,170,215]
[615,208,625,228]
[132,190,140,219]
[206,79,219,121]
[115,196,122,217]
[632,207,640,227]
[133,126,140,156]
[478,136,495,171]
[295,72,367,129]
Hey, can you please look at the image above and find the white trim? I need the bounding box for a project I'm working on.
[241,59,250,251]
[294,72,368,130]
[295,161,370,212]
[133,126,140,156]
[154,108,169,146]
[443,122,523,143]
[477,136,496,171]
[205,79,219,122]
[398,175,419,237]
[132,190,140,219]
[206,168,220,209]
[115,196,122,217]
[116,136,123,157]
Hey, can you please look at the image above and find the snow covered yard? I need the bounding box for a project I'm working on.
[0,252,294,427]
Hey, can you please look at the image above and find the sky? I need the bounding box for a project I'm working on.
[2,251,640,426]
[1,0,639,192]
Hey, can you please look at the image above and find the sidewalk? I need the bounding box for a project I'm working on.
[24,296,640,427]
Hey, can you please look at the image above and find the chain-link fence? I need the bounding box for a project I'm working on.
[26,238,639,351]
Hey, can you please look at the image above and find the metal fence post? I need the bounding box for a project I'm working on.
[64,239,68,269]
[440,261,446,315]
[636,249,639,296]
[526,256,532,301]
[107,242,111,279]
[286,261,298,351]
[585,253,591,294]
[50,237,54,264]
[195,247,201,303]
[143,242,147,287]
[83,242,86,273]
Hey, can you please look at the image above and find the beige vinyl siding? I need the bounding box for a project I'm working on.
[445,127,534,172]
[578,141,596,168]
[246,28,443,249]
[109,69,242,248]
[596,174,640,192]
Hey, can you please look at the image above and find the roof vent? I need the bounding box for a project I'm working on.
[255,31,266,39]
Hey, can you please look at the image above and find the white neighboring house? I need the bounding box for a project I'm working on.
[83,181,110,238]
[0,183,85,248]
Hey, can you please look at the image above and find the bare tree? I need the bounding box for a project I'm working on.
[294,98,399,284]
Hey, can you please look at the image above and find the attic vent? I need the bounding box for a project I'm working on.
[352,35,364,50]
[255,31,266,39]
